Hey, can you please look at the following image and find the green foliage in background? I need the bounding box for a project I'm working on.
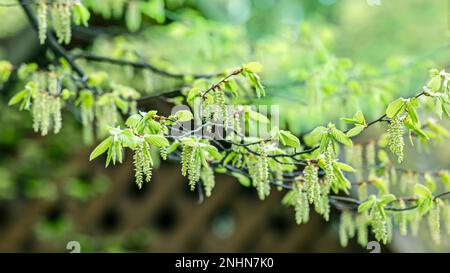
[1,0,450,252]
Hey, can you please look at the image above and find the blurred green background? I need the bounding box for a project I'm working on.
[0,0,449,252]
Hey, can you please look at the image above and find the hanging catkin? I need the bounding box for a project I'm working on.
[38,0,48,44]
[388,116,405,163]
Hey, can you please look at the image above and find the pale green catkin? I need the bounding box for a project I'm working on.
[181,145,192,177]
[143,70,153,92]
[390,166,397,186]
[387,116,405,163]
[201,165,215,197]
[38,0,48,44]
[353,144,363,182]
[366,141,376,177]
[358,182,368,201]
[410,209,421,237]
[293,182,309,224]
[370,208,388,244]
[304,163,319,204]
[323,143,336,187]
[81,105,94,144]
[133,141,144,189]
[160,147,168,160]
[356,214,368,247]
[62,1,72,44]
[231,112,242,141]
[32,91,43,133]
[187,146,201,190]
[51,96,62,134]
[246,145,270,200]
[398,199,408,236]
[386,215,393,243]
[315,180,330,221]
[339,211,356,247]
[40,93,50,136]
[444,201,450,235]
[428,202,441,244]
[51,2,62,41]
[213,89,228,128]
[257,145,270,199]
[95,97,119,134]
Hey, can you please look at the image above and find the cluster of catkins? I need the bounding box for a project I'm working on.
[32,72,62,136]
[38,0,75,44]
[245,144,270,200]
[292,163,331,225]
[181,144,216,196]
[133,140,153,189]
[181,144,202,191]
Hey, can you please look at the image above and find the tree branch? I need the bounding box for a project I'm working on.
[73,52,220,80]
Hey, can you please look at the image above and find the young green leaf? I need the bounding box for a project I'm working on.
[346,124,365,137]
[330,126,352,146]
[333,161,355,172]
[414,183,432,200]
[279,130,300,149]
[243,62,263,73]
[232,172,251,187]
[73,2,91,27]
[386,98,405,118]
[8,89,28,106]
[89,136,113,161]
[358,196,376,213]
[406,101,420,128]
[145,135,169,148]
[378,194,396,206]
[174,110,193,122]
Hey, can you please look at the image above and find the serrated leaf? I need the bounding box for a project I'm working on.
[145,135,169,148]
[125,114,142,128]
[386,98,405,118]
[318,133,331,153]
[428,75,442,92]
[358,196,376,213]
[90,136,113,161]
[333,161,355,172]
[346,124,365,137]
[371,177,388,194]
[414,184,432,200]
[378,194,396,206]
[353,111,365,124]
[330,127,352,146]
[121,129,139,149]
[279,130,300,149]
[304,126,327,146]
[202,144,221,159]
[174,110,193,122]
